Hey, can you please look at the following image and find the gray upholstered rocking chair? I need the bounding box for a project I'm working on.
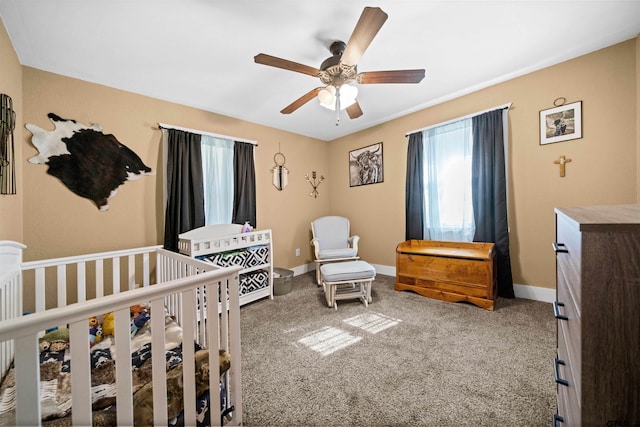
[310,216,360,285]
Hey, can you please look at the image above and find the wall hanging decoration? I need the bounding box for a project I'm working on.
[539,100,582,145]
[0,94,16,195]
[305,171,324,198]
[271,145,289,191]
[553,155,572,177]
[25,113,152,211]
[349,142,383,187]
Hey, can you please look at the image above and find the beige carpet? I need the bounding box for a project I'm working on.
[239,272,556,426]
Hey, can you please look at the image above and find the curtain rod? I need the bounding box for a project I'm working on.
[158,122,258,146]
[405,102,512,136]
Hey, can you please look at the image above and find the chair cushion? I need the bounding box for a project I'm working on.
[312,216,351,250]
[318,248,358,260]
[321,261,375,282]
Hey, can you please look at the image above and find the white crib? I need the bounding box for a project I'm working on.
[0,240,243,426]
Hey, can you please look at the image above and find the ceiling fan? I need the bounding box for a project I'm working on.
[254,7,425,125]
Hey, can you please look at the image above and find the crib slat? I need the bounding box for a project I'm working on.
[113,257,121,294]
[220,279,229,351]
[197,286,205,345]
[142,252,150,287]
[35,267,45,312]
[150,298,168,425]
[156,251,164,283]
[95,259,104,298]
[56,266,67,329]
[56,265,66,307]
[228,273,243,426]
[128,255,135,290]
[14,334,41,426]
[207,279,222,425]
[181,289,197,427]
[69,320,92,426]
[77,262,86,303]
[114,307,134,426]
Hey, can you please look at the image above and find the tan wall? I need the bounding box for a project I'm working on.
[21,68,330,264]
[7,35,639,294]
[0,18,23,243]
[330,39,638,290]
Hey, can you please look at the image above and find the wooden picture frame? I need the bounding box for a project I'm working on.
[349,142,383,187]
[539,101,582,145]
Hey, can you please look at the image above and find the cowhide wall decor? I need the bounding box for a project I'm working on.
[26,113,152,211]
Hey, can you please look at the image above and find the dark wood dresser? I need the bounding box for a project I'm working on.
[553,204,640,426]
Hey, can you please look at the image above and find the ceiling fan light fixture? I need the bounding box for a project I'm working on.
[340,84,358,108]
[318,85,336,108]
[318,84,357,111]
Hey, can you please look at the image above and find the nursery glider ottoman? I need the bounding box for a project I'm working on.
[320,260,375,310]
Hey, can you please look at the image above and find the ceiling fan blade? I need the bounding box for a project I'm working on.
[346,101,363,119]
[280,87,322,114]
[357,69,426,84]
[340,7,388,67]
[254,53,320,77]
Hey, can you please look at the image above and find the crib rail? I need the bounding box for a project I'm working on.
[20,245,165,315]
[0,242,243,426]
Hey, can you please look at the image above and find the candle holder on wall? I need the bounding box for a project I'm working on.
[271,147,289,191]
[305,171,324,198]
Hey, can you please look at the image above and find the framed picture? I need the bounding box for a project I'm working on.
[349,142,384,187]
[539,101,582,145]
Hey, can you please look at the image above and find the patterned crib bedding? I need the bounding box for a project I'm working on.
[199,245,269,269]
[198,246,270,298]
[0,312,227,426]
[240,270,269,295]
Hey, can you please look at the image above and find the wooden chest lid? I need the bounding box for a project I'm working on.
[396,240,494,261]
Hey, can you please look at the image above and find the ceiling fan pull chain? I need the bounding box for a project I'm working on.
[335,86,341,126]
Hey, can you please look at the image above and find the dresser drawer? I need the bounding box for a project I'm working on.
[557,320,582,427]
[555,213,582,308]
[556,255,581,315]
[557,368,582,427]
[558,318,581,404]
[556,277,581,403]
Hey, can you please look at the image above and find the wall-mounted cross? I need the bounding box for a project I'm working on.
[553,155,572,177]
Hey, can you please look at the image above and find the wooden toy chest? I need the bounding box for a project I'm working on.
[395,240,497,310]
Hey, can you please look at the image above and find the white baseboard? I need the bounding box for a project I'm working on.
[513,283,555,303]
[290,263,314,277]
[293,262,555,303]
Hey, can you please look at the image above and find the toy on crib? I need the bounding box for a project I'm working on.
[102,312,115,336]
[39,328,70,352]
[130,304,150,336]
[88,316,103,347]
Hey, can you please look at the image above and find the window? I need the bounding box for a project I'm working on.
[422,118,474,242]
[162,126,256,252]
[405,106,514,297]
[201,135,234,224]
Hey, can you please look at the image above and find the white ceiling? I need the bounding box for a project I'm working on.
[1,1,639,141]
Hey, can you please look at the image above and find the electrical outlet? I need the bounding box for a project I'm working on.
[295,248,300,257]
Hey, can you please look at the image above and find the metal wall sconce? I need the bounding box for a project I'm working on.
[305,171,324,198]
